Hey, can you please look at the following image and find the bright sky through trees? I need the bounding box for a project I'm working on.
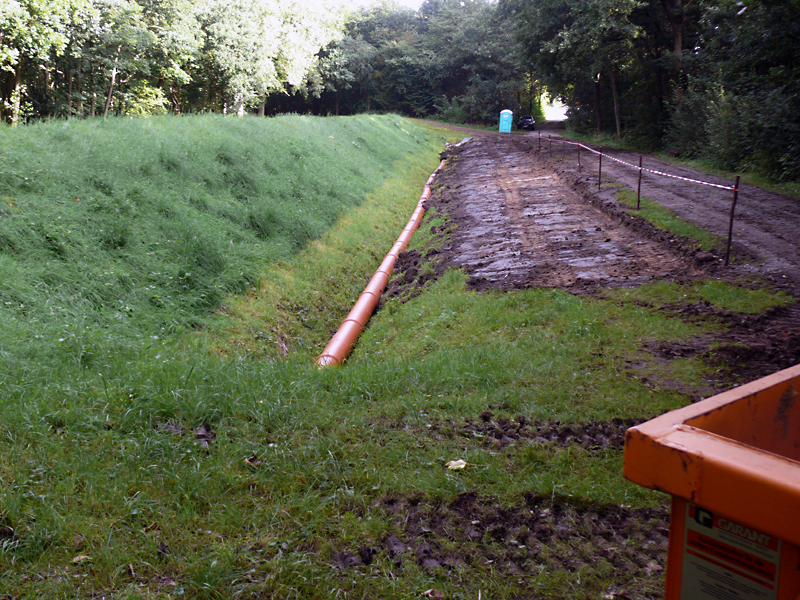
[325,0,425,12]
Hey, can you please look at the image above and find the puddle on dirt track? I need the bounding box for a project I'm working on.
[431,135,705,292]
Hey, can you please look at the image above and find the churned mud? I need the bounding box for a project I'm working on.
[558,140,800,289]
[430,135,707,292]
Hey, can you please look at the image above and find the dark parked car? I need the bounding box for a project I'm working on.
[517,115,536,131]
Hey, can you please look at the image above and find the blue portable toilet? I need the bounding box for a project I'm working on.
[499,109,513,133]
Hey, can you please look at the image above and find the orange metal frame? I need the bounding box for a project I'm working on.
[624,363,800,599]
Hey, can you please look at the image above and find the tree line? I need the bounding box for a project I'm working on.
[502,0,800,181]
[0,0,539,125]
[2,0,798,181]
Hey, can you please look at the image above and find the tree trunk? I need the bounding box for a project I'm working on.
[11,61,23,127]
[660,0,685,61]
[103,67,117,118]
[103,48,121,119]
[529,73,535,115]
[76,69,83,117]
[67,67,73,118]
[259,99,266,116]
[172,84,181,115]
[609,68,622,138]
[0,71,8,123]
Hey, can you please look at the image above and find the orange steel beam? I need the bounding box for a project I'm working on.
[316,159,447,367]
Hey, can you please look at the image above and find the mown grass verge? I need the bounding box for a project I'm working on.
[614,188,721,252]
[0,113,445,370]
[0,116,792,599]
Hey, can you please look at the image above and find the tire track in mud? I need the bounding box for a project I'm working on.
[432,135,704,291]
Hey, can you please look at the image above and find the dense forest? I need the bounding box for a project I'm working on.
[2,0,799,180]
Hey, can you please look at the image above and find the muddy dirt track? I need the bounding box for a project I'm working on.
[427,128,800,291]
[432,135,706,291]
[393,128,800,386]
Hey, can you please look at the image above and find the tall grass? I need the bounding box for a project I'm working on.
[0,114,434,374]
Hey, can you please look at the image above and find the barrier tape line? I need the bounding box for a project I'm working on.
[557,138,737,192]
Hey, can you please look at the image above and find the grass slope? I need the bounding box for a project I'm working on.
[0,116,792,599]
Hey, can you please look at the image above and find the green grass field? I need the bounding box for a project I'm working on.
[0,114,792,599]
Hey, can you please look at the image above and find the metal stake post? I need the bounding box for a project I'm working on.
[598,150,602,192]
[637,155,643,209]
[724,176,740,266]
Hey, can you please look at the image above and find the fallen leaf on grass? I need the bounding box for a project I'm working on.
[72,554,92,564]
[644,560,663,575]
[244,453,262,468]
[445,459,468,470]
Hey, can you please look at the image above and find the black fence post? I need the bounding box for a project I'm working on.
[598,150,602,192]
[637,155,643,209]
[725,176,741,266]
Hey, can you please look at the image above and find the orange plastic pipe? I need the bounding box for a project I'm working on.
[316,160,447,367]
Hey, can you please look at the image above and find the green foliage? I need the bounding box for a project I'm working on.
[506,0,800,180]
[665,81,709,158]
[692,1,800,180]
[124,83,168,116]
[1,0,343,121]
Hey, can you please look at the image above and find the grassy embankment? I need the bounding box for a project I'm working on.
[0,114,792,599]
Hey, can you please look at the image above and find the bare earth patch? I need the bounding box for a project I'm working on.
[389,131,800,386]
[431,135,707,292]
[334,491,669,600]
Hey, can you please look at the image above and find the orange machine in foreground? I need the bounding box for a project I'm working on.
[624,363,800,600]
